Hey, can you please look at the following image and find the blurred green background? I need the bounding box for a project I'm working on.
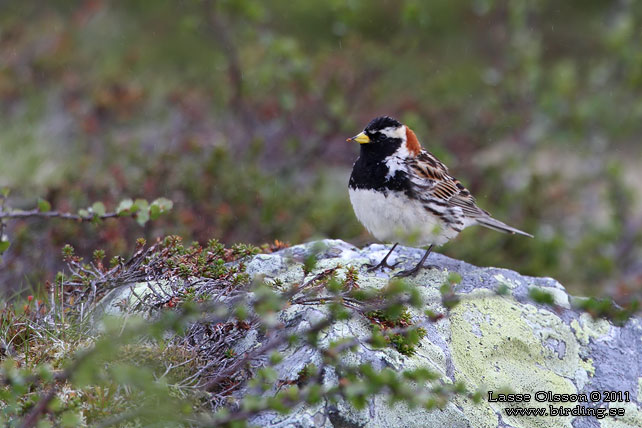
[1,0,642,298]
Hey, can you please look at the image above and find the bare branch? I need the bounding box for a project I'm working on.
[0,209,121,222]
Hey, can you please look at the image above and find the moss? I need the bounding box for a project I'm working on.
[387,328,427,356]
[366,307,426,356]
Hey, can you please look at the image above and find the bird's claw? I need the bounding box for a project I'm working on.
[393,264,439,278]
[393,266,421,278]
[364,260,401,272]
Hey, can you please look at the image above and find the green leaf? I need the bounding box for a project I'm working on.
[149,204,161,220]
[91,201,106,217]
[150,197,173,220]
[151,197,173,212]
[0,187,9,198]
[306,384,322,404]
[447,272,462,284]
[269,352,283,365]
[134,198,149,211]
[116,198,134,215]
[133,199,149,225]
[136,208,150,226]
[48,397,63,412]
[61,410,82,428]
[0,240,9,254]
[37,419,54,428]
[37,198,51,212]
[267,396,288,413]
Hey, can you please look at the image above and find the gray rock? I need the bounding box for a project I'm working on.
[97,239,642,428]
[244,240,642,428]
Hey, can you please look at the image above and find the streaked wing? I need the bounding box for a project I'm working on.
[404,150,533,237]
[406,151,488,218]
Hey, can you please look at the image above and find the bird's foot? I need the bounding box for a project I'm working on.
[363,243,399,272]
[393,245,436,278]
[393,263,439,278]
[393,264,422,278]
[365,259,401,272]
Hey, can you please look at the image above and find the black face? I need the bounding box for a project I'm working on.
[349,116,409,193]
[360,116,403,159]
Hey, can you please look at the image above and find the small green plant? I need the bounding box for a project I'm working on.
[366,307,427,356]
[0,236,484,426]
[1,234,640,427]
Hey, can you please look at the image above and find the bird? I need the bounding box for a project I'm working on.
[347,115,533,277]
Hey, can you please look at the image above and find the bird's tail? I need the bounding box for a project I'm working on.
[477,216,533,238]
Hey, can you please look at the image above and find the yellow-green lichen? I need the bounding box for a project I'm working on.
[570,313,611,345]
[450,290,579,428]
[493,273,521,290]
[579,357,595,377]
[601,402,642,428]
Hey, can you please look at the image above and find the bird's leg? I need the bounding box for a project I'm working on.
[365,243,400,271]
[394,245,435,278]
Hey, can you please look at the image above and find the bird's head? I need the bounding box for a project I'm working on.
[347,116,421,158]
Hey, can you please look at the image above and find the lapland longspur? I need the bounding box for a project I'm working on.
[348,116,532,277]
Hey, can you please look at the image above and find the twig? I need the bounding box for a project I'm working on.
[201,288,416,393]
[202,315,336,392]
[0,209,120,221]
[205,320,446,427]
[0,192,7,240]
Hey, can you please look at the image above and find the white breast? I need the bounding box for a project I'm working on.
[349,188,460,246]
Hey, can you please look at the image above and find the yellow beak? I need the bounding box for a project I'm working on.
[347,132,371,144]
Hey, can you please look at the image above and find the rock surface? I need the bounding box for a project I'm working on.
[99,239,642,428]
[245,240,642,428]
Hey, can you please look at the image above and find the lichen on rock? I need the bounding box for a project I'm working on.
[97,239,642,428]
[243,240,642,428]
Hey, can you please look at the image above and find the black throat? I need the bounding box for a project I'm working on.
[348,139,409,193]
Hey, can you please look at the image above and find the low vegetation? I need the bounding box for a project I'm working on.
[0,237,483,427]
[1,234,639,427]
